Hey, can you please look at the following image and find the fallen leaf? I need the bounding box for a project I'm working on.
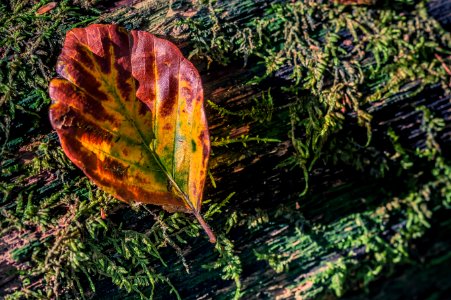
[100,208,107,219]
[36,2,57,15]
[49,24,215,243]
[333,0,377,5]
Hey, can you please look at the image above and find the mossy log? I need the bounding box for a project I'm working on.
[1,0,450,299]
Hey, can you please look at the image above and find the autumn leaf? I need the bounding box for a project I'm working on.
[49,24,215,243]
[36,2,57,15]
[333,0,376,5]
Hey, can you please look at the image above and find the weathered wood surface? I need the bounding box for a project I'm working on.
[92,1,451,299]
[1,0,450,299]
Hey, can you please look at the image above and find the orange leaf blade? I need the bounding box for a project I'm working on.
[37,2,57,15]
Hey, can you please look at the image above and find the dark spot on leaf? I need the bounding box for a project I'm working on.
[138,100,149,116]
[115,62,133,101]
[160,77,178,117]
[58,82,118,126]
[81,121,114,145]
[181,87,194,107]
[203,144,209,161]
[104,157,129,179]
[198,130,210,162]
[73,44,96,70]
[97,57,111,75]
[62,59,109,102]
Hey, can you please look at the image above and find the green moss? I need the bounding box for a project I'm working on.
[0,2,197,299]
[1,0,450,299]
[183,0,450,195]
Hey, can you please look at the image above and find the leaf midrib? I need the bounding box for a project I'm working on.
[65,33,195,211]
[105,38,194,212]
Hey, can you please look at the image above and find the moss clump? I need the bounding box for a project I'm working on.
[182,0,450,194]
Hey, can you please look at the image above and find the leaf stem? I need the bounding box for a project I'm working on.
[193,210,217,243]
[148,145,216,243]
